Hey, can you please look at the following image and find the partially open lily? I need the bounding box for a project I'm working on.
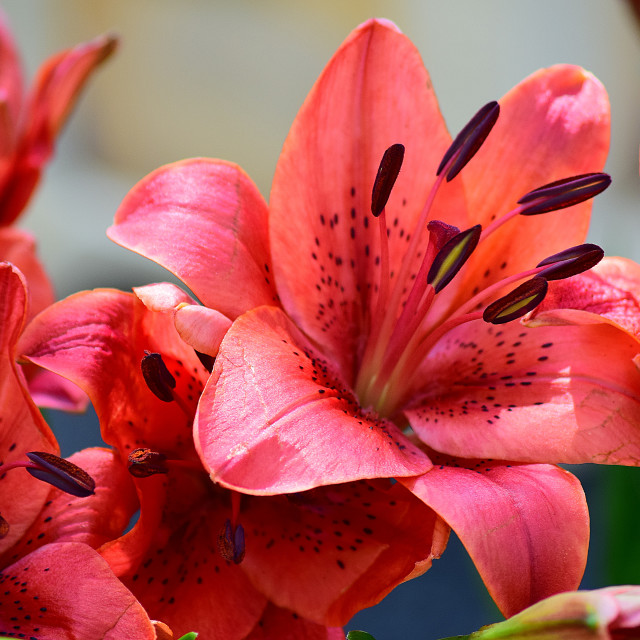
[461,586,640,639]
[19,285,445,635]
[100,19,637,615]
[0,9,116,227]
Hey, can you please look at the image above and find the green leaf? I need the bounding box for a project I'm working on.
[604,465,640,584]
[346,632,377,640]
[177,633,198,640]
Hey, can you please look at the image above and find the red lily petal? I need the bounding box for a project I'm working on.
[269,18,467,377]
[0,542,156,639]
[24,367,89,412]
[102,473,268,640]
[402,456,588,617]
[241,480,447,626]
[457,65,610,302]
[133,282,232,356]
[174,304,232,357]
[528,257,640,339]
[0,10,22,155]
[109,158,277,319]
[0,230,89,410]
[134,281,197,311]
[0,33,117,225]
[406,318,640,465]
[1,447,137,568]
[246,603,345,640]
[19,288,207,456]
[0,228,53,318]
[195,305,431,494]
[0,263,57,554]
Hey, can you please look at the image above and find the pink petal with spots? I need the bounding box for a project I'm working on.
[109,158,277,319]
[527,257,640,340]
[0,542,156,639]
[241,480,447,626]
[405,318,640,465]
[102,471,268,640]
[455,65,609,304]
[195,306,431,494]
[402,457,588,617]
[0,263,57,555]
[19,288,208,456]
[270,18,467,379]
[0,447,138,568]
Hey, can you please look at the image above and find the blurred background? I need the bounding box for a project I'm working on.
[4,1,640,637]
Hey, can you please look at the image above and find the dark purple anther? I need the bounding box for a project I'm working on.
[141,351,176,402]
[371,143,405,217]
[25,451,96,497]
[218,519,246,564]
[536,243,604,281]
[127,448,169,478]
[437,101,500,181]
[518,173,611,216]
[483,277,548,324]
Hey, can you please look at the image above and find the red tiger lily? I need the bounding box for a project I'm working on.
[19,285,445,637]
[0,448,158,639]
[0,262,156,638]
[100,19,636,615]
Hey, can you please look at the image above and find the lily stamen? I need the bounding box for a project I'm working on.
[218,519,246,564]
[436,101,500,182]
[453,243,605,319]
[1,451,95,497]
[141,351,194,418]
[127,447,203,478]
[358,104,501,403]
[480,173,611,241]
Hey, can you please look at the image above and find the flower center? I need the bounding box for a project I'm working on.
[353,103,610,418]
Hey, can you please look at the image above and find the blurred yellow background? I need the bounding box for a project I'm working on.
[4,0,639,299]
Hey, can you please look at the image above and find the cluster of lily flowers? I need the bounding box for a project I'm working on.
[2,12,640,640]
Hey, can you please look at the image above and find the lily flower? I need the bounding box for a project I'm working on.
[0,9,116,410]
[0,9,116,227]
[100,19,637,615]
[19,285,445,636]
[0,447,158,639]
[460,586,640,639]
[0,262,156,638]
